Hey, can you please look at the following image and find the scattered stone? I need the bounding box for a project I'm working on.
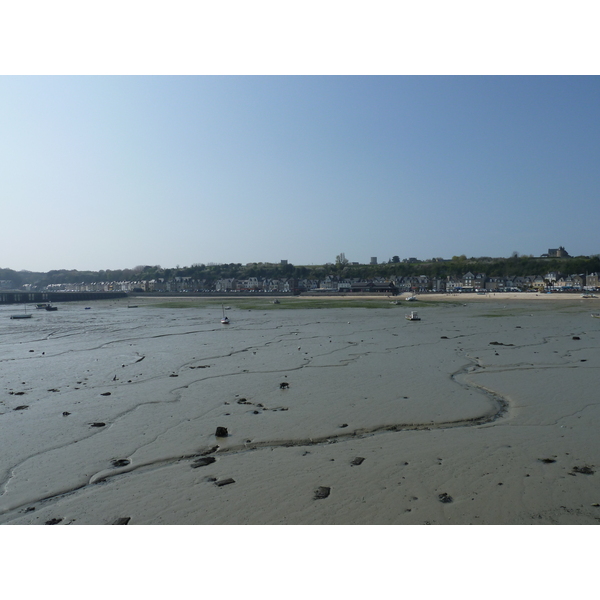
[62,411,71,417]
[237,398,249,404]
[191,456,217,468]
[351,457,365,466]
[215,478,235,487]
[90,422,106,428]
[253,410,260,414]
[24,507,35,513]
[572,336,580,340]
[45,518,63,525]
[339,423,348,428]
[592,503,600,507]
[29,350,34,352]
[169,374,178,377]
[48,389,59,392]
[539,458,557,464]
[438,493,453,504]
[13,391,25,396]
[215,426,228,437]
[279,382,290,389]
[14,405,29,411]
[100,392,111,396]
[113,517,131,525]
[314,486,331,500]
[112,459,130,468]
[572,466,595,475]
[200,445,219,456]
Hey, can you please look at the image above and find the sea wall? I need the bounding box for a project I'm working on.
[0,291,127,304]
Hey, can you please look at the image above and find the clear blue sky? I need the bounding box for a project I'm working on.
[2,76,599,272]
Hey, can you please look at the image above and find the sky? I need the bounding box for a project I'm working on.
[1,0,600,273]
[2,75,600,272]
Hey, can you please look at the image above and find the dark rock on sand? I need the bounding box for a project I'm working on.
[90,422,106,428]
[113,517,131,525]
[62,411,71,416]
[215,426,228,437]
[112,459,130,468]
[14,405,28,411]
[314,486,331,500]
[351,457,365,466]
[191,456,217,468]
[100,392,111,396]
[215,478,235,487]
[572,466,595,475]
[572,336,580,340]
[339,423,348,428]
[279,382,289,389]
[539,458,557,464]
[45,518,63,525]
[438,493,453,503]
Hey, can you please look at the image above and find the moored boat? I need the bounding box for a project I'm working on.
[405,311,420,321]
[221,304,230,324]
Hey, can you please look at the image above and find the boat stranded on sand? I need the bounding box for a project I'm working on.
[221,305,230,324]
[405,311,421,321]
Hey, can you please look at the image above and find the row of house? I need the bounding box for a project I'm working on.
[211,271,600,294]
[31,271,600,294]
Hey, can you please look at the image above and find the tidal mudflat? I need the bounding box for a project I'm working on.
[1,295,599,524]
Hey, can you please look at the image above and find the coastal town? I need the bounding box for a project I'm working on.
[2,247,599,298]
[30,270,599,295]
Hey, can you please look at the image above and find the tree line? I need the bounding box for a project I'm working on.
[3,255,600,289]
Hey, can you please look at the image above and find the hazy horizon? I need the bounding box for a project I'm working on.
[3,76,599,272]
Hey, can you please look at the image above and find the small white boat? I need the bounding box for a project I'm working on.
[405,311,420,321]
[406,296,417,302]
[592,313,600,319]
[581,294,597,299]
[221,305,230,324]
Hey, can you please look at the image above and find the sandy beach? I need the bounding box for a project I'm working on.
[1,293,599,525]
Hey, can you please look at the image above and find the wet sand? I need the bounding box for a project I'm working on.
[1,294,599,524]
